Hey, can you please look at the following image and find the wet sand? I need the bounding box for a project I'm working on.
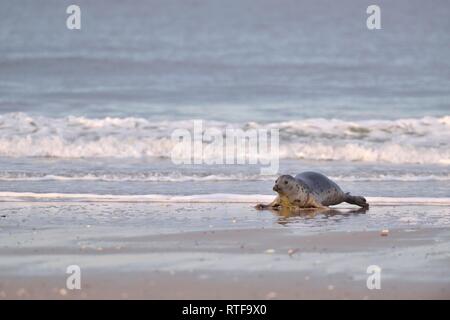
[0,202,450,299]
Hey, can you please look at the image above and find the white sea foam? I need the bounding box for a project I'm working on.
[0,113,449,164]
[0,172,268,182]
[0,191,449,206]
[1,172,450,182]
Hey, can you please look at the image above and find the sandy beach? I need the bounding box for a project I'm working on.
[1,0,449,302]
[1,201,449,299]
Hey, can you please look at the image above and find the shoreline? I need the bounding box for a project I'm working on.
[1,192,449,206]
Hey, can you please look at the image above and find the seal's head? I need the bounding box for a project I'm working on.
[273,175,297,195]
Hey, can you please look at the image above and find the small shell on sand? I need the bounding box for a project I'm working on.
[265,291,277,299]
[381,229,389,236]
[16,288,28,297]
[265,249,275,254]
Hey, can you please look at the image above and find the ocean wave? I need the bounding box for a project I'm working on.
[0,172,270,182]
[1,171,450,182]
[0,191,449,206]
[0,113,449,164]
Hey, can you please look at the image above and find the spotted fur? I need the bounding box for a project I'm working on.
[255,171,369,210]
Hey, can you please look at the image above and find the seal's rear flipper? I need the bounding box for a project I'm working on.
[344,193,369,209]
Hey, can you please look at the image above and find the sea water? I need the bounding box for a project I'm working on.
[0,0,449,201]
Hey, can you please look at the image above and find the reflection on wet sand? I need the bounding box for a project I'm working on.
[269,206,368,226]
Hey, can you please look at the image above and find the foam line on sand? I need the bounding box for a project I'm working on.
[0,192,449,206]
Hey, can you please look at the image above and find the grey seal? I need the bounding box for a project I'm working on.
[256,171,369,210]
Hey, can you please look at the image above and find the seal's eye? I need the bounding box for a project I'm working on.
[284,181,288,184]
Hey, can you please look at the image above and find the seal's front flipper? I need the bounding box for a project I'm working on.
[344,193,369,209]
[255,203,269,210]
[255,203,281,210]
[255,196,280,210]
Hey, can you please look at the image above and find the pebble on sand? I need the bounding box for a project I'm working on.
[381,229,389,236]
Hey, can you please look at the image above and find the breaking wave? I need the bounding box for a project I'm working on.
[0,113,449,164]
[1,171,450,182]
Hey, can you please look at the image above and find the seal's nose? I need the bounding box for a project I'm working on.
[273,185,279,192]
